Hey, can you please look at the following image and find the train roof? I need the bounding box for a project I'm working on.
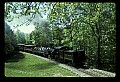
[17,44,25,46]
[54,46,70,50]
[24,45,36,47]
[17,44,36,47]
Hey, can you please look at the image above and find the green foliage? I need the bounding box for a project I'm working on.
[5,22,17,55]
[5,33,14,54]
[14,29,26,44]
[29,20,52,47]
[4,2,44,22]
[48,2,116,72]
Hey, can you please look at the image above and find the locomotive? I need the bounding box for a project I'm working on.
[16,44,85,68]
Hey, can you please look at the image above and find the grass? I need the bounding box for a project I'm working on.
[5,52,80,77]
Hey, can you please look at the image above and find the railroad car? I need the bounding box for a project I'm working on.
[51,46,85,67]
[24,45,36,53]
[16,44,25,51]
[32,47,49,57]
[16,44,85,68]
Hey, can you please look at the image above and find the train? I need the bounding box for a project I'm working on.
[15,44,85,68]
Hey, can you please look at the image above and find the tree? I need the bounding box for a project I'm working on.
[5,33,14,54]
[5,22,16,54]
[48,2,116,72]
[14,29,26,44]
[30,20,52,47]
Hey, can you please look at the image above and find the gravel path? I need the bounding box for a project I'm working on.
[78,68,115,77]
[20,51,116,77]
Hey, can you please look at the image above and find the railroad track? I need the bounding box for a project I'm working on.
[78,68,116,77]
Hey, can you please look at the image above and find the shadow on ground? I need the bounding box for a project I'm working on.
[5,51,58,71]
[31,62,58,70]
[5,51,25,63]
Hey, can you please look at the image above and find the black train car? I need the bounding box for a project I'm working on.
[50,46,85,68]
[59,46,70,60]
[64,49,85,68]
[16,44,25,51]
[24,45,36,53]
[50,46,70,60]
[64,49,77,65]
[16,44,36,53]
[76,50,85,68]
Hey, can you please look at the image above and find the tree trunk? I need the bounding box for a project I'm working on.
[97,35,101,69]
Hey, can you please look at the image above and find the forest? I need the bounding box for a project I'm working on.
[4,2,116,73]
